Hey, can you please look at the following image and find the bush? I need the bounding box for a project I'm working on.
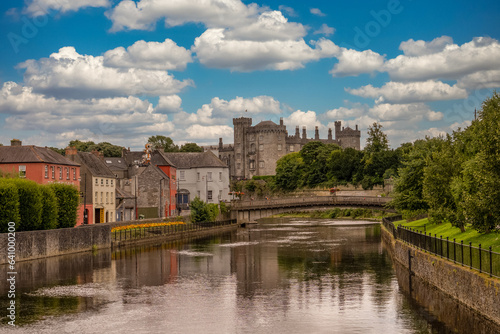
[0,179,20,233]
[40,185,59,230]
[49,183,79,228]
[9,179,43,231]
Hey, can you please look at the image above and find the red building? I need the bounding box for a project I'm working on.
[151,150,178,216]
[0,139,85,226]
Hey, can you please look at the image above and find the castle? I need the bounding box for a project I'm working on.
[212,117,360,180]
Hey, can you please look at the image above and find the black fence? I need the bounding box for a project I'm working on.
[383,218,500,279]
[112,219,237,242]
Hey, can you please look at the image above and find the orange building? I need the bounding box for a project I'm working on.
[151,150,178,216]
[0,139,85,226]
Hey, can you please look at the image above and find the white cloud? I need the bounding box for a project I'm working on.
[325,104,368,120]
[24,0,110,17]
[399,36,453,57]
[313,24,335,36]
[369,103,443,122]
[185,124,233,140]
[155,95,183,113]
[330,48,385,77]
[457,70,500,90]
[193,29,338,71]
[106,0,261,32]
[384,37,500,81]
[310,8,326,17]
[278,5,297,17]
[103,39,192,71]
[284,110,323,133]
[19,46,193,99]
[347,80,468,104]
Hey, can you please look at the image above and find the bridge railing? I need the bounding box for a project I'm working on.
[231,196,390,210]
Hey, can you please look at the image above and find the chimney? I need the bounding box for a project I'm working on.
[314,126,319,140]
[65,146,77,156]
[302,126,307,139]
[328,128,333,140]
[219,138,223,149]
[91,150,103,158]
[355,125,358,131]
[295,126,300,137]
[10,139,22,146]
[280,117,283,126]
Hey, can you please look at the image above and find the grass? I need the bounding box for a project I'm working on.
[396,218,500,252]
[272,208,389,221]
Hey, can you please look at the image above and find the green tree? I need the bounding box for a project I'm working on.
[327,147,363,184]
[190,197,219,222]
[364,122,389,154]
[180,142,204,152]
[69,140,96,152]
[11,179,43,231]
[0,179,20,233]
[274,152,304,191]
[40,185,59,230]
[148,135,179,152]
[48,147,65,155]
[49,183,79,228]
[88,142,123,157]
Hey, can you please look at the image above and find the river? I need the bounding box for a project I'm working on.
[1,218,499,333]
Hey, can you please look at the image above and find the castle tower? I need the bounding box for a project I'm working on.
[334,121,341,141]
[295,126,300,137]
[328,128,333,141]
[302,126,307,139]
[233,117,252,179]
[314,126,319,140]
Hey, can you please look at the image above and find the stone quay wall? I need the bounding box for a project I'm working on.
[382,223,500,325]
[0,224,110,264]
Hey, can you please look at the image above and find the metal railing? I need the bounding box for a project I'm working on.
[112,219,237,242]
[232,196,391,210]
[383,217,500,278]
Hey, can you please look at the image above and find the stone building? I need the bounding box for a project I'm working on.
[217,117,361,180]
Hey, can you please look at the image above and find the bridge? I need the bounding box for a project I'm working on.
[230,195,391,223]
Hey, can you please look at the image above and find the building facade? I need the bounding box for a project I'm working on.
[217,117,361,180]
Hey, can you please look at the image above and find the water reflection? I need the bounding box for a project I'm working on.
[1,218,498,333]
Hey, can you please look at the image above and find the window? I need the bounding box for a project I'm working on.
[197,172,200,181]
[236,153,241,159]
[278,144,282,151]
[95,192,98,203]
[101,192,103,204]
[259,144,264,151]
[208,190,213,200]
[259,135,263,140]
[101,179,104,185]
[237,163,241,169]
[250,143,255,153]
[111,179,113,186]
[59,167,62,179]
[259,161,265,168]
[207,172,212,181]
[65,167,69,180]
[106,179,109,186]
[106,192,109,204]
[180,171,185,180]
[19,165,26,178]
[219,172,222,181]
[278,136,281,141]
[197,191,201,198]
[95,178,98,185]
[45,165,48,178]
[111,192,114,204]
[290,145,295,152]
[73,168,76,180]
[249,160,255,170]
[219,190,222,199]
[51,166,55,179]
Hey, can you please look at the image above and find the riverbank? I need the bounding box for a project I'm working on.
[381,221,500,325]
[269,207,390,220]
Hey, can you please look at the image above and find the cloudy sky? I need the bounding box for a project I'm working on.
[1,0,499,150]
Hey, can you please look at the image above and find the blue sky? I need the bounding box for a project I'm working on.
[1,0,499,150]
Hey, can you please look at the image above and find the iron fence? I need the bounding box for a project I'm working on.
[112,219,237,242]
[382,217,500,278]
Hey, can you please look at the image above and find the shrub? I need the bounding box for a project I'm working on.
[40,185,59,230]
[49,183,79,228]
[9,179,43,231]
[0,179,20,233]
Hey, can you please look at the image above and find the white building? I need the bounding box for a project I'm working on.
[164,151,231,208]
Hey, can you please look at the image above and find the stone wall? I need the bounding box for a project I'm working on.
[0,224,110,264]
[382,225,500,324]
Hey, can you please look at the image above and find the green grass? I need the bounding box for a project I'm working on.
[396,218,500,252]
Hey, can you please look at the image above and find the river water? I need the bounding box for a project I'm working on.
[1,218,499,333]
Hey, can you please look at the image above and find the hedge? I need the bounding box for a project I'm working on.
[40,185,59,230]
[0,179,20,233]
[9,179,43,231]
[49,183,79,228]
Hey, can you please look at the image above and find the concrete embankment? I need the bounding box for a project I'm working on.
[382,224,500,325]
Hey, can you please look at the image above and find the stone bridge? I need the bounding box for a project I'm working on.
[230,195,391,223]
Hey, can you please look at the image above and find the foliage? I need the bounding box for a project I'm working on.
[9,179,43,231]
[148,135,179,152]
[219,201,229,215]
[180,142,204,152]
[68,140,123,157]
[190,197,219,223]
[364,122,389,154]
[274,152,304,191]
[48,147,65,155]
[39,185,59,230]
[49,183,79,228]
[0,179,20,233]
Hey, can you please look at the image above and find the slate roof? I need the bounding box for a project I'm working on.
[116,186,135,199]
[151,150,176,167]
[254,120,278,128]
[0,146,80,166]
[77,152,115,178]
[164,151,227,169]
[103,157,128,171]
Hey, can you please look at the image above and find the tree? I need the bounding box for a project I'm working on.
[274,153,304,191]
[364,122,389,154]
[180,142,203,152]
[148,135,179,152]
[67,140,123,157]
[327,147,363,184]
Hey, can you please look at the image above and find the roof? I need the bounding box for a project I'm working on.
[77,152,116,178]
[254,120,278,128]
[103,157,128,171]
[0,146,80,166]
[151,150,176,167]
[115,186,135,199]
[164,151,227,169]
